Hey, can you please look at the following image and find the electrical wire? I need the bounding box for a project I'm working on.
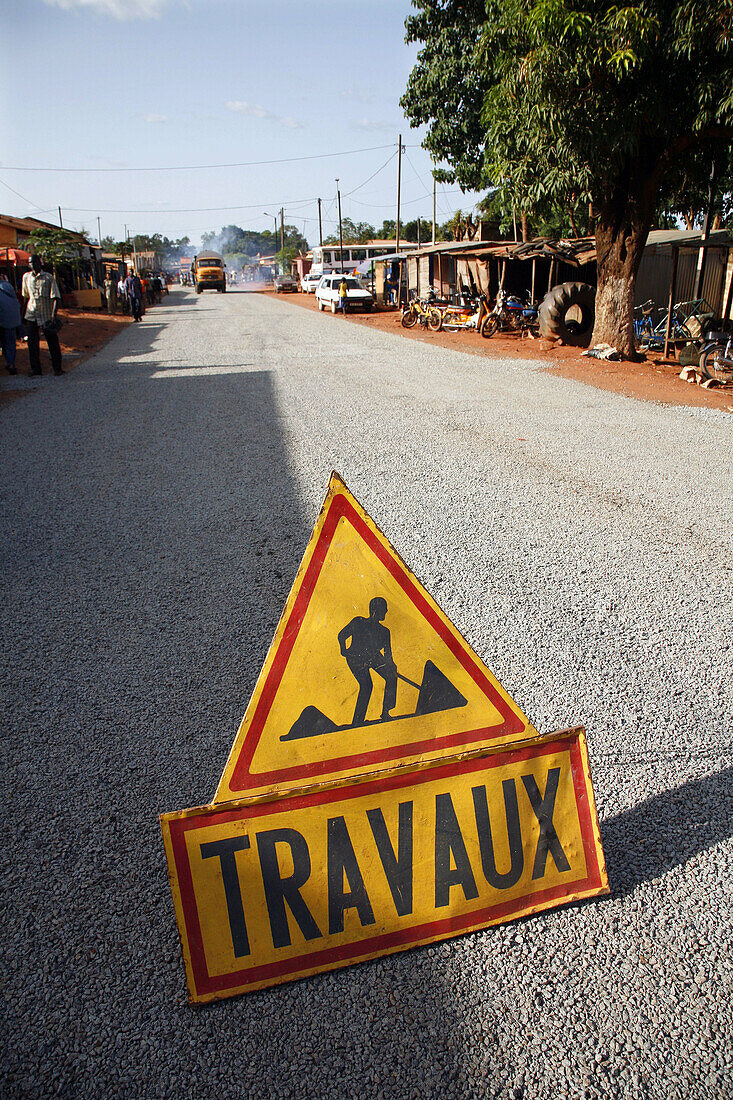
[1,143,396,174]
[343,150,397,197]
[0,176,46,210]
[61,197,321,215]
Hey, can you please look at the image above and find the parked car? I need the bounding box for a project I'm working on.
[315,274,374,313]
[274,273,298,293]
[300,271,322,293]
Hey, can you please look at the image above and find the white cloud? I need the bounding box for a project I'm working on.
[41,0,177,18]
[353,118,397,133]
[143,113,168,123]
[225,100,304,130]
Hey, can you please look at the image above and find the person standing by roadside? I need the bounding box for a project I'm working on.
[124,270,143,322]
[339,276,349,315]
[104,274,118,314]
[0,273,22,375]
[21,254,64,376]
[117,273,128,314]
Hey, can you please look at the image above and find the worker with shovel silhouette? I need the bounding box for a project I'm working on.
[338,597,398,727]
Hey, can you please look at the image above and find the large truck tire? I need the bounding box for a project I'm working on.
[538,281,595,345]
[195,283,203,294]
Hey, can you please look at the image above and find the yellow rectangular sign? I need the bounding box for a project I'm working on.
[162,728,607,1003]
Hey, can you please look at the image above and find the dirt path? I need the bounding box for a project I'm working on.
[270,290,733,414]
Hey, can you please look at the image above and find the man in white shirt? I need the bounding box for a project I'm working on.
[21,254,64,376]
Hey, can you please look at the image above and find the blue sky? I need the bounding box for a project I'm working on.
[2,0,484,248]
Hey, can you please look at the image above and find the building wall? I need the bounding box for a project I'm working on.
[635,246,727,315]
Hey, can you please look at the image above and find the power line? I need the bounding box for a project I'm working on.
[344,151,397,197]
[1,143,396,174]
[60,196,320,215]
[0,176,46,210]
[349,187,467,210]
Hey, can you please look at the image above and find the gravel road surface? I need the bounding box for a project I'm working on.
[2,287,731,1099]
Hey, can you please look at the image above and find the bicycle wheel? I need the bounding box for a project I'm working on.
[401,308,417,329]
[428,308,442,332]
[481,314,499,338]
[700,343,733,383]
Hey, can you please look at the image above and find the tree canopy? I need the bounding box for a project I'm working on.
[201,223,308,258]
[403,0,733,355]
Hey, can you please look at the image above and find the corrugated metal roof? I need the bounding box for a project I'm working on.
[406,236,596,266]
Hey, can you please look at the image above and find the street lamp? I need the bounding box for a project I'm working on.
[263,211,278,272]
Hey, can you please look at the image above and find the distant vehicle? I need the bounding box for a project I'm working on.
[274,273,298,293]
[191,251,226,294]
[315,274,374,314]
[300,271,321,294]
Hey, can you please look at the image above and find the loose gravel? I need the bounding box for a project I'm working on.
[1,287,731,1100]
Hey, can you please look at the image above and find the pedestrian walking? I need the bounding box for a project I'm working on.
[339,276,349,314]
[124,271,143,322]
[0,273,22,375]
[21,255,64,376]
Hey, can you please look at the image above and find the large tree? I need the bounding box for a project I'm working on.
[403,0,733,358]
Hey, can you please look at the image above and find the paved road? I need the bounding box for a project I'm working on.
[2,287,731,1099]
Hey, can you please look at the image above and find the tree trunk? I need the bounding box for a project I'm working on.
[592,181,654,360]
[521,211,529,242]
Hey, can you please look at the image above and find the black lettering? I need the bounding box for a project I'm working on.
[200,836,251,957]
[256,829,322,949]
[522,768,571,879]
[434,792,479,908]
[472,780,524,889]
[367,802,414,916]
[327,816,376,934]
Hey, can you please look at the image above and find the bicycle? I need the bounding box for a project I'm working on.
[637,304,692,350]
[698,331,733,383]
[633,300,656,344]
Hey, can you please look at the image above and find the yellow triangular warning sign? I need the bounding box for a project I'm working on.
[214,474,537,802]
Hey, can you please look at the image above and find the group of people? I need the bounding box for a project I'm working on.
[1,254,64,376]
[0,258,174,377]
[103,271,167,319]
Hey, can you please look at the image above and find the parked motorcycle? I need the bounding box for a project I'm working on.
[433,292,491,333]
[481,288,539,338]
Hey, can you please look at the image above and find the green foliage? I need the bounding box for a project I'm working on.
[477,0,733,223]
[403,0,733,226]
[202,224,308,257]
[402,0,490,190]
[125,233,192,263]
[23,227,83,270]
[323,218,376,244]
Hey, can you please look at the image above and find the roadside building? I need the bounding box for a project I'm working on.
[0,213,103,307]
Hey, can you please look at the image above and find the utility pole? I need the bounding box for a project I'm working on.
[417,217,421,248]
[336,179,344,272]
[396,134,402,255]
[58,206,63,228]
[97,217,102,248]
[318,198,323,247]
[432,174,436,245]
[280,207,284,255]
[693,159,718,300]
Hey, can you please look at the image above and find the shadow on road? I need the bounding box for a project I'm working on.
[602,765,732,897]
[0,345,509,1098]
